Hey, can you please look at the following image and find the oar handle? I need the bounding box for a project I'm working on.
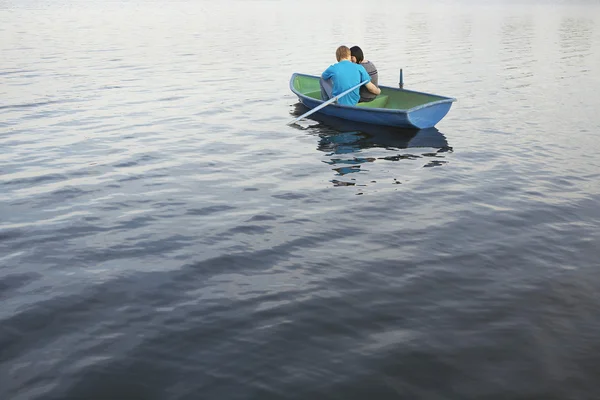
[287,79,369,125]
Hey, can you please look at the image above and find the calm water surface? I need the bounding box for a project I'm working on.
[2,0,600,399]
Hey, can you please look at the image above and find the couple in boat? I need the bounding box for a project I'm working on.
[320,45,380,107]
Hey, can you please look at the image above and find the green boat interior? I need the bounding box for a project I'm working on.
[292,74,445,110]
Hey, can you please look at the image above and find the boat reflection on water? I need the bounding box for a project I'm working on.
[289,104,453,188]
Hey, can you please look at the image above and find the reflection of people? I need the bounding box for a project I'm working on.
[320,45,381,106]
[350,46,379,103]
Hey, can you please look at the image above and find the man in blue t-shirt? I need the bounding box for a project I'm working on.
[320,45,381,106]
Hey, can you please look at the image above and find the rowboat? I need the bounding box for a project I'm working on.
[289,73,457,129]
[289,103,450,151]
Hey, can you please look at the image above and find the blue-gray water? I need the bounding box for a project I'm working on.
[2,0,600,399]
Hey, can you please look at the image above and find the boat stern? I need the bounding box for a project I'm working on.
[407,101,455,129]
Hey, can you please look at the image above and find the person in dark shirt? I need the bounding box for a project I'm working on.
[350,46,379,103]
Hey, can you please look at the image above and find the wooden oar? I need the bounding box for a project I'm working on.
[287,80,369,125]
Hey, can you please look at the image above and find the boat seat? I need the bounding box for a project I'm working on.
[303,91,389,108]
[305,90,322,100]
[357,95,389,108]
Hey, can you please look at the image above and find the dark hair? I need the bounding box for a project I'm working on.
[350,46,364,63]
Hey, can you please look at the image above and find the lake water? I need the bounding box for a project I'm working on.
[2,0,600,398]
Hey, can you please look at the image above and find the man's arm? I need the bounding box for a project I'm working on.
[322,64,335,80]
[365,81,381,95]
[358,65,380,95]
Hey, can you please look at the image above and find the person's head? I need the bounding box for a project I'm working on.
[335,45,351,61]
[350,46,364,63]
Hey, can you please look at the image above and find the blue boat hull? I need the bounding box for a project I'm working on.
[290,73,456,129]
